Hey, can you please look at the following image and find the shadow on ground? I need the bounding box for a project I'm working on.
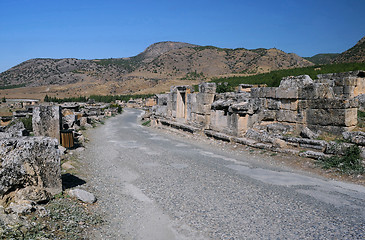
[62,173,86,190]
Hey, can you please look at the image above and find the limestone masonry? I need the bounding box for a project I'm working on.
[150,71,365,158]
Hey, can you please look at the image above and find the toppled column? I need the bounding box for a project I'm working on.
[32,106,61,143]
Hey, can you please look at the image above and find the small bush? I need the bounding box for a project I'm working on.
[20,117,33,132]
[317,145,364,174]
[142,120,151,126]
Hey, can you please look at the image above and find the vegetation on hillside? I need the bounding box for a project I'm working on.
[94,55,144,72]
[44,94,154,103]
[0,83,26,89]
[304,53,340,65]
[211,62,365,92]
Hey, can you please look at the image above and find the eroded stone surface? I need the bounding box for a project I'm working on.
[0,137,62,205]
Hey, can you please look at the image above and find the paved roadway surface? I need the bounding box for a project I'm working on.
[81,108,365,239]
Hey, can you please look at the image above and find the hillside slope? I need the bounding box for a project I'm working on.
[334,36,365,63]
[0,41,314,98]
[304,53,340,65]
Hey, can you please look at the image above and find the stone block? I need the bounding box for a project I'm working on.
[262,87,276,98]
[342,131,365,146]
[306,108,357,127]
[298,83,334,99]
[199,82,216,94]
[32,106,61,142]
[280,99,291,110]
[62,114,76,129]
[267,123,292,134]
[333,86,343,96]
[210,110,228,132]
[307,99,358,109]
[279,75,313,88]
[0,137,62,200]
[297,100,308,110]
[343,86,355,98]
[276,87,298,99]
[261,110,277,121]
[267,99,281,110]
[196,93,215,105]
[251,87,276,98]
[277,110,304,123]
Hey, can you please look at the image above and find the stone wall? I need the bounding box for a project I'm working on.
[152,71,365,137]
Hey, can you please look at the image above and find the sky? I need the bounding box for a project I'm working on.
[0,0,364,73]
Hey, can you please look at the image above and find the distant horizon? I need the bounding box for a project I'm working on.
[1,0,364,73]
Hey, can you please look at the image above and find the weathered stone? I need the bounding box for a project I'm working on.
[0,121,28,138]
[204,130,231,142]
[267,123,292,134]
[277,110,304,123]
[62,161,75,170]
[298,83,334,99]
[283,137,327,151]
[307,99,358,109]
[261,110,277,121]
[32,106,61,142]
[272,138,287,148]
[279,75,313,88]
[245,129,274,144]
[307,108,357,127]
[69,189,96,203]
[267,99,281,110]
[342,131,365,146]
[299,151,329,160]
[324,141,353,155]
[300,127,319,139]
[276,87,298,99]
[199,82,216,94]
[0,137,62,199]
[14,187,51,204]
[251,87,276,98]
[232,137,257,146]
[6,201,35,215]
[62,114,76,129]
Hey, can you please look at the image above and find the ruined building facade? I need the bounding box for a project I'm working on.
[152,71,365,138]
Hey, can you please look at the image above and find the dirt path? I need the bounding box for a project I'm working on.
[79,109,365,239]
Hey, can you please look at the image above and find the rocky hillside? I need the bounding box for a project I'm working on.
[304,53,340,65]
[139,46,313,78]
[333,36,365,63]
[0,41,313,90]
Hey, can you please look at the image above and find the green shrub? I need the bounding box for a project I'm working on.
[142,120,151,126]
[20,117,33,132]
[211,62,365,92]
[317,145,364,174]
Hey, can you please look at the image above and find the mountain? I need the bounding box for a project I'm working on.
[0,41,313,98]
[333,36,365,63]
[304,53,340,65]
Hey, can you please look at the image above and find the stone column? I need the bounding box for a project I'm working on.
[32,106,61,143]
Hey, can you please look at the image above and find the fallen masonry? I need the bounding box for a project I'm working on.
[149,71,365,160]
[0,137,62,211]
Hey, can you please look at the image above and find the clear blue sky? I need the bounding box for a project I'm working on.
[1,0,364,73]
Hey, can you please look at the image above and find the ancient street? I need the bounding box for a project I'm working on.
[81,108,365,239]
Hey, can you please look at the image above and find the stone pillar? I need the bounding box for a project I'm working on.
[32,106,61,143]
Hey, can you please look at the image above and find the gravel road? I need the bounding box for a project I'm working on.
[80,108,365,239]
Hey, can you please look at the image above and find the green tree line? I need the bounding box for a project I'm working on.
[212,62,365,93]
[44,94,154,103]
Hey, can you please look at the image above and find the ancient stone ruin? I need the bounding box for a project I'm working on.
[151,71,365,159]
[0,137,62,213]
